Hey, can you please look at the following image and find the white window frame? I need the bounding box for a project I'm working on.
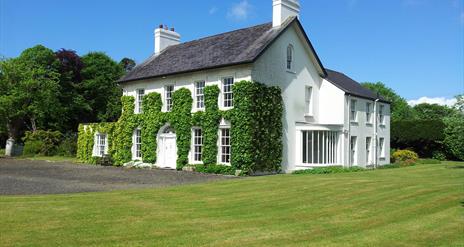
[287,44,294,71]
[366,137,372,165]
[219,127,231,165]
[222,77,234,109]
[379,137,385,159]
[301,130,340,165]
[366,102,372,124]
[191,128,203,163]
[165,85,174,112]
[350,136,357,165]
[94,133,107,157]
[194,81,205,110]
[135,89,145,114]
[305,86,313,116]
[350,99,357,122]
[133,128,142,160]
[379,104,385,125]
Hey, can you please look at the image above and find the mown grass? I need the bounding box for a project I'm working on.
[0,162,463,246]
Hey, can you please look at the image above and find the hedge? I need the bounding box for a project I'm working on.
[391,119,445,158]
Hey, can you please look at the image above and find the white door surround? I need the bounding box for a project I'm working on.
[157,125,177,169]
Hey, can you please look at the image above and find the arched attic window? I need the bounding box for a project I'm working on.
[287,44,294,70]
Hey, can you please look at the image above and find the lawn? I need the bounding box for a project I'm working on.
[1,162,463,246]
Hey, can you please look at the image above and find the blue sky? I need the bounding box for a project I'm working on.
[1,0,463,104]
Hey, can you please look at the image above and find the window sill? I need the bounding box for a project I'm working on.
[379,124,386,128]
[304,113,314,118]
[350,121,358,124]
[286,70,296,74]
[366,123,373,126]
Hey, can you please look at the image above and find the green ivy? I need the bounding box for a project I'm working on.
[230,81,283,174]
[170,88,193,169]
[77,81,283,174]
[77,122,115,164]
[142,93,165,163]
[112,96,143,165]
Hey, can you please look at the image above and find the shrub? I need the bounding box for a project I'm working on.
[392,150,419,163]
[293,166,365,175]
[195,164,236,175]
[56,133,77,157]
[22,130,62,156]
[432,151,446,161]
[443,115,464,161]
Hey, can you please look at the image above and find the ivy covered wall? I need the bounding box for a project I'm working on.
[77,81,283,174]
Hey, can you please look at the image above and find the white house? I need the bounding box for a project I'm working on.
[109,0,390,172]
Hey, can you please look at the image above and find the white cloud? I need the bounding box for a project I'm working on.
[227,0,253,21]
[209,7,218,15]
[408,97,457,107]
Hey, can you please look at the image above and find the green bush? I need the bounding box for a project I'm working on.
[443,115,464,161]
[195,164,236,175]
[23,130,62,156]
[431,151,446,161]
[56,134,77,157]
[293,166,365,175]
[392,150,419,163]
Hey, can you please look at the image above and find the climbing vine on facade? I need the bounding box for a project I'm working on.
[77,80,283,174]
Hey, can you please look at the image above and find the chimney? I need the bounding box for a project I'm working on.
[273,0,300,28]
[154,24,181,55]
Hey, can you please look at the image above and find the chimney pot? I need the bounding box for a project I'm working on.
[159,24,163,28]
[170,27,175,32]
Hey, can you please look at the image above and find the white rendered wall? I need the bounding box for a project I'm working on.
[343,96,391,168]
[121,64,253,113]
[319,79,345,125]
[251,23,326,172]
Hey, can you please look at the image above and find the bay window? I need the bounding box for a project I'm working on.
[302,130,339,165]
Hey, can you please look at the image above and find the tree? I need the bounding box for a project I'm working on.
[0,45,62,139]
[361,82,414,121]
[80,52,124,123]
[412,103,455,120]
[55,49,89,132]
[119,58,136,73]
[453,94,463,112]
[443,113,464,161]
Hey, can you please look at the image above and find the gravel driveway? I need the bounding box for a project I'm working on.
[0,158,231,195]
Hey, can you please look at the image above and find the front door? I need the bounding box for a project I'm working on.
[158,134,177,169]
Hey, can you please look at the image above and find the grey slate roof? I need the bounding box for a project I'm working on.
[118,16,386,104]
[119,17,302,83]
[325,69,389,103]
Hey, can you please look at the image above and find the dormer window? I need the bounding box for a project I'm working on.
[287,44,294,71]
